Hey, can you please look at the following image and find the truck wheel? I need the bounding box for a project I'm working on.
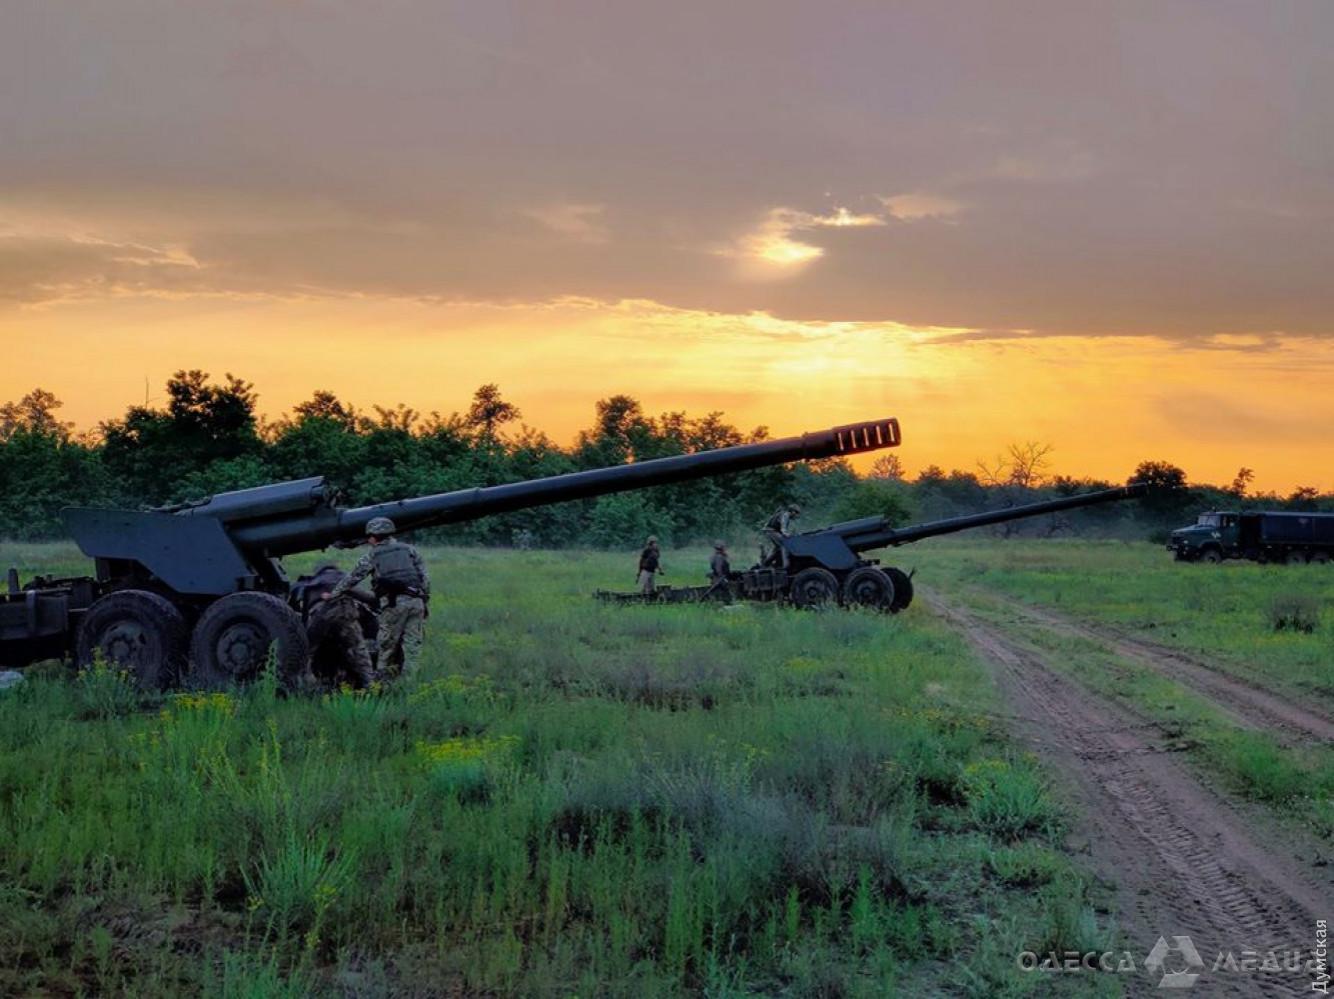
[187,592,309,689]
[1199,549,1223,564]
[884,567,914,612]
[1286,550,1309,565]
[842,566,896,612]
[790,568,839,610]
[76,590,188,690]
[1311,551,1331,565]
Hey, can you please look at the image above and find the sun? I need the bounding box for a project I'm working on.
[755,236,824,266]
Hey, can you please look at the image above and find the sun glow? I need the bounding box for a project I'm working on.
[755,236,824,266]
[3,293,1331,492]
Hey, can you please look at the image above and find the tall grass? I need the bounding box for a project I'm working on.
[0,542,1096,996]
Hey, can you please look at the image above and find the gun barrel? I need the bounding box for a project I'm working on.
[230,417,901,555]
[833,482,1146,552]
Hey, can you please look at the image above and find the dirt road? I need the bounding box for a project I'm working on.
[972,589,1334,747]
[925,590,1331,997]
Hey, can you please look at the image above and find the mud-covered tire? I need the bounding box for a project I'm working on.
[883,567,914,612]
[790,567,839,609]
[1199,548,1223,564]
[1285,550,1309,565]
[75,590,188,690]
[842,566,896,612]
[187,592,309,689]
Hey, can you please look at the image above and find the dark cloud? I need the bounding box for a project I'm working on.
[3,0,1331,336]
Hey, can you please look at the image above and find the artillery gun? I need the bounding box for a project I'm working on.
[0,417,901,687]
[598,483,1146,612]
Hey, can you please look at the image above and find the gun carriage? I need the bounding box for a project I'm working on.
[598,483,1146,612]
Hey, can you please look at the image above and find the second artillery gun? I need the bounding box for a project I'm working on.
[0,417,901,688]
[599,483,1146,612]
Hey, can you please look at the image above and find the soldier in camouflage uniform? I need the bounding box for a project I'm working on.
[324,517,430,678]
[637,536,662,594]
[298,565,378,688]
[762,504,801,568]
[705,540,733,602]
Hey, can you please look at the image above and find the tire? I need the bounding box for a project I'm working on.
[75,590,188,690]
[842,566,896,612]
[187,592,309,689]
[789,567,839,610]
[1199,548,1223,564]
[1285,550,1309,566]
[1311,551,1331,565]
[883,567,914,612]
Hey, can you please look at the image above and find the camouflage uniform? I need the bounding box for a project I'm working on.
[307,593,377,687]
[706,542,733,603]
[295,565,378,688]
[637,538,661,594]
[763,505,800,569]
[329,522,430,678]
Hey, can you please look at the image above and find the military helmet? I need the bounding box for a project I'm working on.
[646,535,658,545]
[788,504,802,514]
[366,516,397,537]
[714,539,727,550]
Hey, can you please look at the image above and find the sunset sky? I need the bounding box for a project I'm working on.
[3,1,1332,491]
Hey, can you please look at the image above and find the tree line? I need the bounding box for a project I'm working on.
[1,374,1329,547]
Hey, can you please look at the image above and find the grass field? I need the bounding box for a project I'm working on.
[914,538,1334,835]
[0,542,1118,998]
[915,538,1334,712]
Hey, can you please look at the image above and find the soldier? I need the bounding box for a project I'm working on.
[706,540,733,602]
[762,504,801,568]
[767,503,801,537]
[296,565,378,688]
[708,540,731,582]
[324,517,430,678]
[637,536,663,594]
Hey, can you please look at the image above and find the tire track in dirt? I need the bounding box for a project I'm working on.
[974,589,1334,747]
[923,590,1330,998]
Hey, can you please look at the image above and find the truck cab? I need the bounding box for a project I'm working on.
[1167,511,1239,562]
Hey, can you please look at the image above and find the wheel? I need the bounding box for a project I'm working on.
[789,567,839,609]
[883,567,914,612]
[842,566,896,612]
[1199,548,1223,564]
[1311,551,1331,565]
[75,590,188,690]
[1286,550,1309,565]
[188,592,309,689]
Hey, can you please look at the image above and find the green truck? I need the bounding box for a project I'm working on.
[1167,510,1334,564]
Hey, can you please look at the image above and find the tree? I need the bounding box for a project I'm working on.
[575,395,657,466]
[1286,486,1320,512]
[584,492,662,549]
[292,389,358,429]
[466,384,521,439]
[1229,467,1254,499]
[977,441,1053,490]
[0,389,110,537]
[370,403,419,433]
[868,454,905,481]
[0,388,72,442]
[1131,460,1193,523]
[831,479,912,524]
[100,371,264,503]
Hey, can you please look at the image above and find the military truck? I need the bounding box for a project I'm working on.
[1167,510,1334,564]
